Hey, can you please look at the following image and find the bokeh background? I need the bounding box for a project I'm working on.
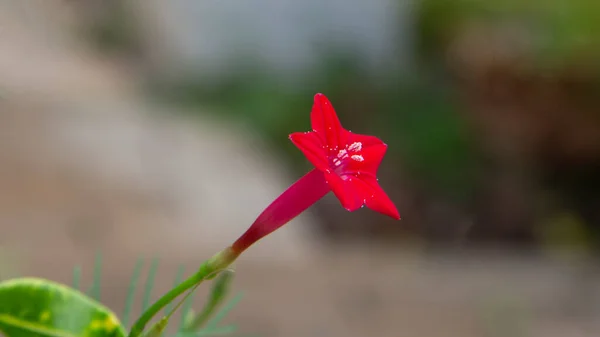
[1,0,600,336]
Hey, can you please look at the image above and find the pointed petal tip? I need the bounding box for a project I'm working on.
[375,201,401,220]
[343,205,359,212]
[314,93,331,105]
[381,207,401,220]
[288,131,306,142]
[389,205,401,220]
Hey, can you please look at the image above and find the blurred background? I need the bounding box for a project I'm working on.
[1,0,600,336]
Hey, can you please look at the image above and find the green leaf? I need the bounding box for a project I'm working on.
[184,270,234,331]
[0,278,127,337]
[122,258,145,328]
[139,317,168,337]
[201,293,243,332]
[142,258,160,312]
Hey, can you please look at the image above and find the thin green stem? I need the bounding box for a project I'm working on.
[164,265,185,315]
[178,282,200,332]
[127,247,239,337]
[186,270,234,331]
[129,269,204,337]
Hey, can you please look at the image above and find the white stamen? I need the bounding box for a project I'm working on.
[348,142,362,152]
[351,154,364,162]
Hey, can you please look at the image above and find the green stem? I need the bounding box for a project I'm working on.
[185,270,234,331]
[127,247,240,337]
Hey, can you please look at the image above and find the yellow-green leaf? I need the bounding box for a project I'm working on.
[0,278,126,337]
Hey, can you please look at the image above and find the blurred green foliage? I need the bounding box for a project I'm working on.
[416,0,600,71]
[148,51,480,202]
[79,1,141,56]
[83,0,600,246]
[0,254,241,337]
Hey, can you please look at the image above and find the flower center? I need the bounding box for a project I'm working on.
[329,141,364,174]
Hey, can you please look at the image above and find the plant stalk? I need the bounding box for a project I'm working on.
[127,247,239,337]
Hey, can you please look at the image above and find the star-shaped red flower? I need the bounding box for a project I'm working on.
[289,93,400,219]
[232,93,400,255]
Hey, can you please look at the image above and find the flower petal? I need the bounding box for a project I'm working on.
[310,93,348,150]
[346,132,386,148]
[325,173,400,219]
[355,177,401,219]
[233,169,331,253]
[289,131,329,171]
[343,143,388,177]
[324,172,363,212]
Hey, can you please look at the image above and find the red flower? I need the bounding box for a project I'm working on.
[289,93,400,219]
[231,93,399,254]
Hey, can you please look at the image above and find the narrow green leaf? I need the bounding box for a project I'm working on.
[176,325,237,337]
[0,277,127,337]
[177,291,196,332]
[184,271,234,331]
[142,258,160,312]
[122,258,145,328]
[139,317,168,337]
[72,266,82,291]
[201,293,243,332]
[88,252,103,301]
[181,310,195,332]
